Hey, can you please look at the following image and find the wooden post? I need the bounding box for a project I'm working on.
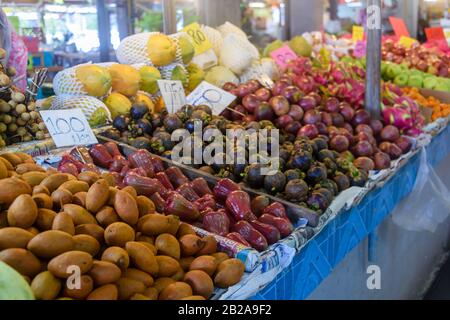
[365,0,382,119]
[162,0,177,34]
[96,0,111,62]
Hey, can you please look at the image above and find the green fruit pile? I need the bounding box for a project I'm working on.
[340,55,450,93]
[382,61,450,92]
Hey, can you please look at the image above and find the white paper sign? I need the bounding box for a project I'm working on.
[192,49,218,70]
[40,109,98,148]
[187,81,237,115]
[157,80,187,113]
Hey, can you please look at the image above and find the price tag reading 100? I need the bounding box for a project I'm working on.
[40,109,98,148]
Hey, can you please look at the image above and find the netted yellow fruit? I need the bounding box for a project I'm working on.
[135,93,155,114]
[104,93,132,119]
[179,35,195,65]
[109,64,141,97]
[75,65,112,97]
[187,63,205,91]
[171,65,188,87]
[139,66,161,95]
[147,34,177,66]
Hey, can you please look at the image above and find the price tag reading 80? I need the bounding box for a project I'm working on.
[182,22,213,55]
[187,81,237,115]
[271,45,298,70]
[40,109,98,148]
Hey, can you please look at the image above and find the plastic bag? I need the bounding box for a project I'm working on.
[393,149,450,233]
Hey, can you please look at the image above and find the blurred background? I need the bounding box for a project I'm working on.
[0,0,448,73]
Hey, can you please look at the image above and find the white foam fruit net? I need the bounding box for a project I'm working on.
[220,33,257,75]
[201,25,223,57]
[50,95,112,122]
[53,65,88,96]
[116,32,185,67]
[217,21,248,40]
[116,32,159,65]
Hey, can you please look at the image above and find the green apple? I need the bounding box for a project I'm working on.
[408,75,423,88]
[381,62,388,78]
[386,64,402,80]
[434,83,450,92]
[423,77,438,89]
[341,56,354,64]
[394,74,409,87]
[409,69,423,78]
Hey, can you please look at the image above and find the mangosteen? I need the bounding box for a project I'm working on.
[317,149,335,162]
[102,128,121,141]
[279,148,291,162]
[113,115,130,132]
[259,120,275,129]
[232,162,248,179]
[336,158,352,173]
[211,152,228,173]
[313,137,328,153]
[156,131,174,151]
[306,164,327,184]
[315,188,333,204]
[245,121,261,131]
[164,114,183,133]
[323,158,337,176]
[185,119,201,133]
[284,179,309,202]
[151,114,164,129]
[294,140,314,154]
[149,137,166,154]
[131,137,152,150]
[181,105,195,117]
[307,192,329,211]
[347,169,368,188]
[195,105,213,116]
[136,119,153,135]
[285,169,302,182]
[319,179,339,196]
[244,164,265,189]
[290,150,313,171]
[191,110,211,125]
[264,171,287,194]
[333,172,350,191]
[130,103,149,120]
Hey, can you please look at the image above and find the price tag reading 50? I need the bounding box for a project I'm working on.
[183,22,212,56]
[271,45,298,69]
[40,109,98,148]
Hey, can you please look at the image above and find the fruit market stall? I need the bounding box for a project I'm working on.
[2,17,450,301]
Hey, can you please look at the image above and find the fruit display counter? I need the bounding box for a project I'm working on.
[2,21,450,300]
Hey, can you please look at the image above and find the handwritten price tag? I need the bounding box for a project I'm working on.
[389,16,410,38]
[398,36,418,48]
[157,80,187,114]
[187,81,237,115]
[40,109,98,148]
[352,26,365,42]
[183,22,213,56]
[270,45,298,70]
